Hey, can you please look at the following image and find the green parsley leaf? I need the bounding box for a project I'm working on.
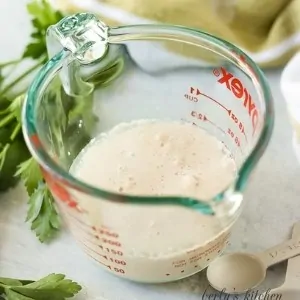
[27,183,61,243]
[15,158,43,196]
[4,289,34,300]
[8,95,24,123]
[0,144,10,171]
[0,0,68,243]
[0,138,30,192]
[26,181,45,223]
[0,274,81,300]
[0,70,4,88]
[23,42,48,61]
[27,0,63,28]
[14,157,61,242]
[23,0,64,62]
[0,278,23,287]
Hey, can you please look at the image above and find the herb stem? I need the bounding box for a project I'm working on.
[0,113,14,128]
[10,123,21,140]
[0,143,10,170]
[0,60,43,98]
[0,58,22,68]
[0,108,9,115]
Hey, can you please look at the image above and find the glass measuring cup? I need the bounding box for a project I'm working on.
[22,13,274,283]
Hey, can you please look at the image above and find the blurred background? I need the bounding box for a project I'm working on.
[51,0,300,68]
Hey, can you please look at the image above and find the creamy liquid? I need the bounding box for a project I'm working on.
[69,119,236,281]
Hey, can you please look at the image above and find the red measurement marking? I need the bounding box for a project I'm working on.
[206,118,226,135]
[99,229,119,238]
[30,134,42,148]
[227,128,241,148]
[84,246,125,273]
[68,221,118,248]
[191,109,248,143]
[87,253,112,269]
[229,111,248,143]
[187,87,231,113]
[92,225,112,231]
[102,238,121,247]
[198,91,230,114]
[112,249,123,256]
[190,87,201,95]
[190,111,226,135]
[65,211,91,229]
[213,67,259,134]
[84,225,119,237]
[68,223,95,240]
[72,224,119,240]
[41,168,85,213]
[82,242,109,260]
[113,268,125,274]
[85,230,121,245]
[99,245,124,256]
[190,111,207,121]
[92,226,120,239]
[109,258,127,265]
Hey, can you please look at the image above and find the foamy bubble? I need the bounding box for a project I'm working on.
[181,174,201,189]
[148,220,155,228]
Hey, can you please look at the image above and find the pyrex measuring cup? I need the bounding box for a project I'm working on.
[22,13,274,283]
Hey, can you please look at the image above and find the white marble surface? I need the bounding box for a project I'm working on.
[1,0,300,299]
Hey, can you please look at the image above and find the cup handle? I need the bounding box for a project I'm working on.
[45,13,109,97]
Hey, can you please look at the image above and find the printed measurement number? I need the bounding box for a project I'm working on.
[93,227,119,238]
[99,246,123,256]
[191,111,206,121]
[191,109,245,137]
[102,238,121,247]
[186,83,248,141]
[94,225,126,274]
[228,128,240,147]
[230,112,245,134]
[109,258,126,265]
[114,268,125,273]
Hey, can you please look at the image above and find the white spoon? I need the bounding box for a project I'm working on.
[206,221,300,294]
[256,222,300,300]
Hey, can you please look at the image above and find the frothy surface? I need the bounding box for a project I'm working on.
[70,120,236,256]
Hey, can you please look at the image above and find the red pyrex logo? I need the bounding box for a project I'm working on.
[214,67,259,134]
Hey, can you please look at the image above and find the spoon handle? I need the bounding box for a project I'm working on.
[256,222,300,268]
[284,222,300,287]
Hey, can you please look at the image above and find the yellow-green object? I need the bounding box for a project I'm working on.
[52,0,300,68]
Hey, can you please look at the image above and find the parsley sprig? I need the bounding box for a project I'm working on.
[15,158,61,242]
[0,0,64,242]
[0,273,82,299]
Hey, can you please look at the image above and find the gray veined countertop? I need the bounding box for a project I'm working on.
[1,0,300,299]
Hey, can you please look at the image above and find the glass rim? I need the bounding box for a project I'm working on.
[22,23,274,214]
